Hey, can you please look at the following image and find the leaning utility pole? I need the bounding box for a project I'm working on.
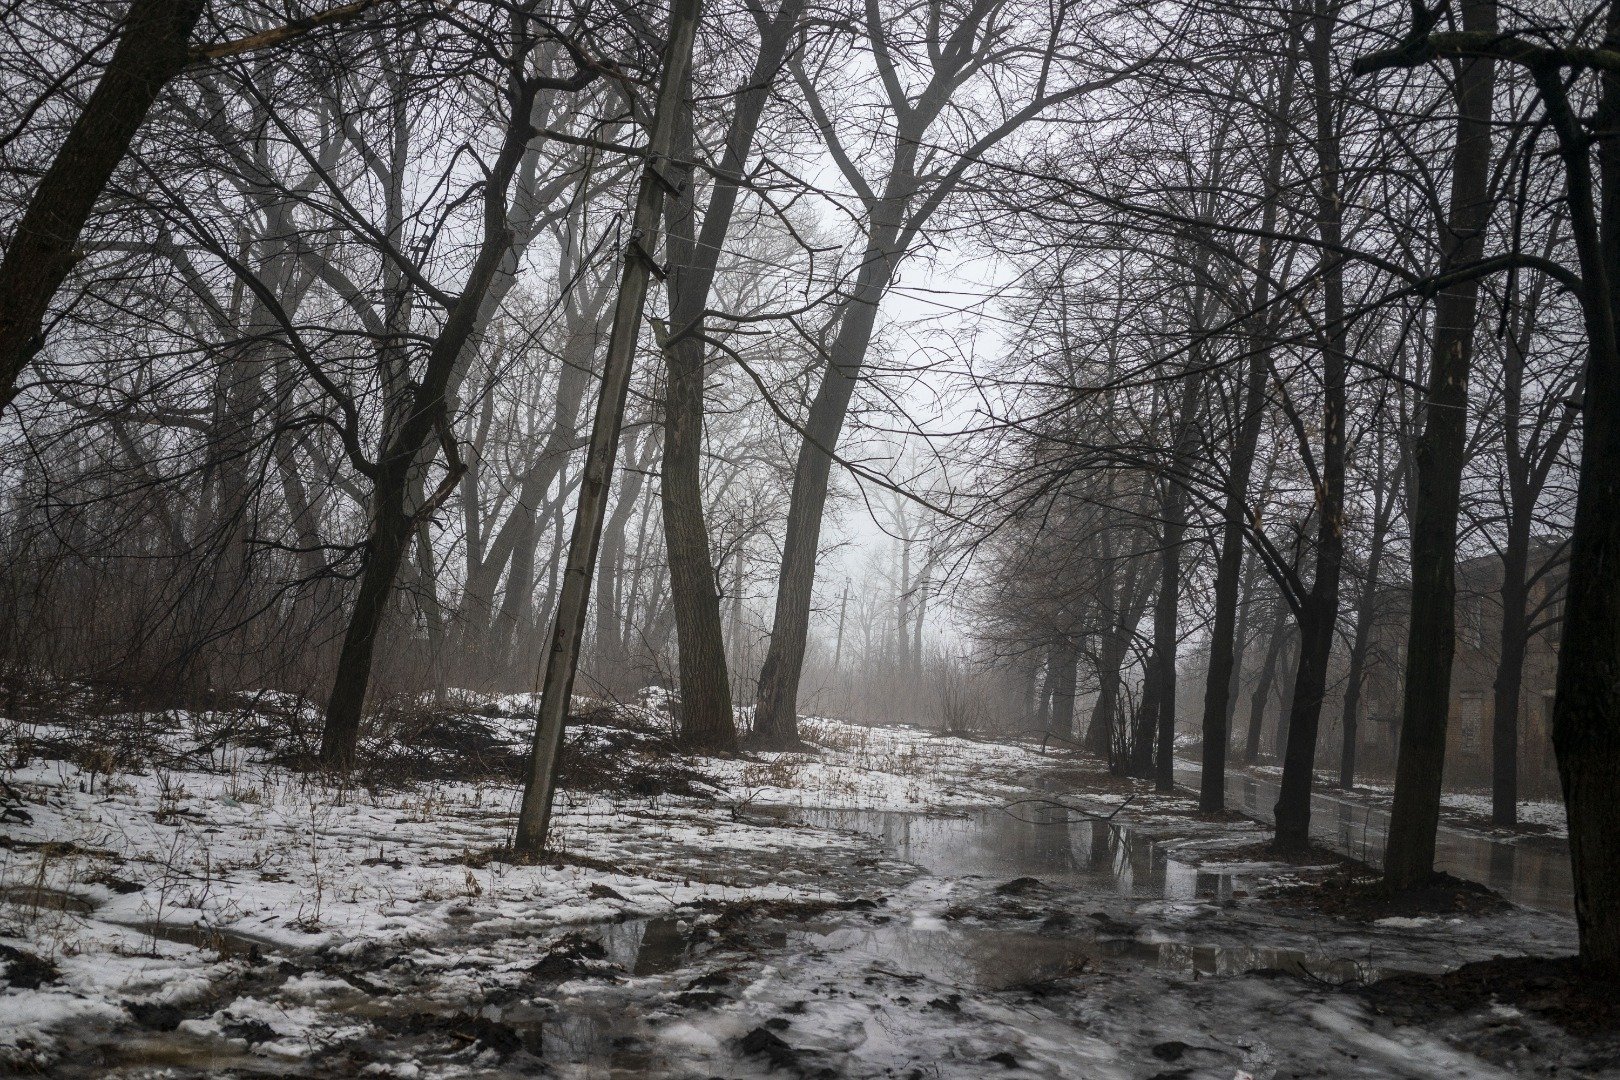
[514,0,703,855]
[831,581,849,673]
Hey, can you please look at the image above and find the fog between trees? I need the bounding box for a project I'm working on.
[3,0,1619,978]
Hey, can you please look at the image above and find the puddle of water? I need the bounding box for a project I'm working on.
[115,919,277,959]
[0,883,97,913]
[600,915,691,976]
[781,805,1237,901]
[58,1033,304,1079]
[767,805,1401,986]
[785,914,1392,990]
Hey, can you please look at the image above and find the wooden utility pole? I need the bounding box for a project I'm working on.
[514,0,703,855]
[832,581,849,673]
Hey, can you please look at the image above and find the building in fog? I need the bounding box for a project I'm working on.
[1353,540,1566,797]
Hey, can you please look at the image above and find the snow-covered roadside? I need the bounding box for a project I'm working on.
[1245,764,1568,839]
[1,703,1604,1078]
[0,704,1056,1071]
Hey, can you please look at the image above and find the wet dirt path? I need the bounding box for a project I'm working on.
[15,782,1589,1078]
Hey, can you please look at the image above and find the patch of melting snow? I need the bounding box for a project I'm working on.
[1,712,1593,1078]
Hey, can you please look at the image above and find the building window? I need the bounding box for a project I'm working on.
[1459,696,1483,752]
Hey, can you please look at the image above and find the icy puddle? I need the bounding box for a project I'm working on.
[769,806,1403,985]
[784,918,1393,987]
[8,800,1563,1078]
[784,805,1239,896]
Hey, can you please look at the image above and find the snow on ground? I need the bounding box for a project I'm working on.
[0,703,1032,1071]
[706,716,1052,811]
[0,698,1604,1077]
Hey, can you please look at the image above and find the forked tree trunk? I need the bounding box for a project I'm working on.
[1200,339,1271,806]
[750,233,900,746]
[0,0,207,412]
[1199,42,1294,809]
[658,0,803,752]
[319,74,542,769]
[1383,0,1498,887]
[659,124,736,751]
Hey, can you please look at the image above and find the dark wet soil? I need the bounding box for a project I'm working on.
[1364,955,1620,1039]
[1275,868,1513,921]
[1367,958,1620,1075]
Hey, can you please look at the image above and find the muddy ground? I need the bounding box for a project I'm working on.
[1,692,1614,1078]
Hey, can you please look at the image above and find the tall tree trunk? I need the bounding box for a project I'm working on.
[1528,3,1620,974]
[1383,0,1498,887]
[750,245,898,746]
[657,0,803,751]
[1271,0,1351,855]
[1050,637,1078,740]
[1199,40,1294,809]
[659,130,736,750]
[751,89,930,746]
[319,72,542,769]
[0,0,207,411]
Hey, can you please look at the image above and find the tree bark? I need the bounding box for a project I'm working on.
[1383,0,1498,888]
[1049,637,1078,740]
[1530,29,1620,974]
[0,0,207,412]
[657,0,803,752]
[319,70,541,768]
[1271,0,1352,855]
[749,234,900,746]
[1199,38,1295,809]
[1243,603,1289,765]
